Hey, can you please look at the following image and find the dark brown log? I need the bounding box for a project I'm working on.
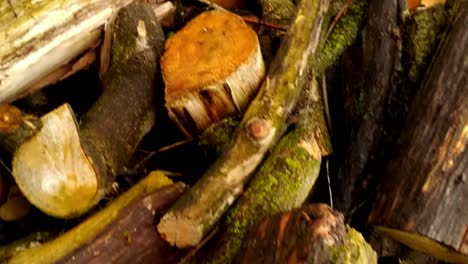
[330,0,399,217]
[368,1,468,263]
[332,0,451,217]
[237,204,376,263]
[57,184,188,264]
[6,172,189,264]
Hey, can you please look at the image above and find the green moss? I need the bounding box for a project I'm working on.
[330,226,377,264]
[314,0,368,73]
[406,5,448,81]
[198,117,240,154]
[202,128,321,263]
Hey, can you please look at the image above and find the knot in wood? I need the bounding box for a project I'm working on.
[246,118,269,140]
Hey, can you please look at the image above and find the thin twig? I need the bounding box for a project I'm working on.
[133,139,192,171]
[242,16,287,32]
[326,159,333,209]
[196,0,227,11]
[324,0,353,41]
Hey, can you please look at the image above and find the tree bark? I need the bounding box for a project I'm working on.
[157,0,329,248]
[6,172,188,264]
[237,204,376,264]
[332,0,399,217]
[193,73,331,264]
[368,2,468,263]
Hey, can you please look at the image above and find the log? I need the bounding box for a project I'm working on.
[237,204,377,263]
[157,0,329,248]
[0,0,136,103]
[194,73,331,263]
[368,2,468,263]
[6,171,188,264]
[162,10,265,136]
[332,0,399,216]
[10,3,165,218]
[332,0,452,219]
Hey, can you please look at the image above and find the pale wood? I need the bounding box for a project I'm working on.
[162,10,265,136]
[0,0,135,102]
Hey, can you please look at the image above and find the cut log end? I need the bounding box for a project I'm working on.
[12,104,99,218]
[157,214,203,248]
[376,227,468,264]
[237,204,377,263]
[162,10,265,136]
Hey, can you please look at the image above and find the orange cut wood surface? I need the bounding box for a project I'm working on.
[162,10,258,104]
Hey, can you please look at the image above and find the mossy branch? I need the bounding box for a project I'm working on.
[157,0,330,248]
[195,74,331,263]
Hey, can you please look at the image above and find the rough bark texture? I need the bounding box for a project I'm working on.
[369,2,468,262]
[332,0,399,217]
[194,74,330,264]
[80,3,164,195]
[0,0,135,102]
[6,172,188,264]
[237,204,376,264]
[313,0,368,73]
[157,0,329,248]
[333,0,453,219]
[0,105,42,153]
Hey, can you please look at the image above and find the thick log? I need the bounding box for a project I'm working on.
[6,171,188,264]
[332,0,399,217]
[331,0,450,218]
[157,0,329,248]
[0,0,138,102]
[237,204,377,263]
[368,2,468,263]
[11,3,164,218]
[163,10,265,136]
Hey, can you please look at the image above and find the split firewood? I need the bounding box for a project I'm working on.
[237,204,377,263]
[10,3,165,218]
[157,0,329,248]
[368,2,468,263]
[194,73,331,263]
[162,10,265,136]
[6,171,188,264]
